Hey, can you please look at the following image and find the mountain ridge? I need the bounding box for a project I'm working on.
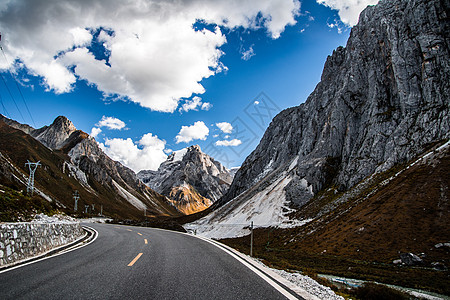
[0,114,181,219]
[138,145,232,214]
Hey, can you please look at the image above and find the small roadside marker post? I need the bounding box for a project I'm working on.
[250,221,254,257]
[73,190,79,212]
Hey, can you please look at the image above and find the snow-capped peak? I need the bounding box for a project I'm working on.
[168,147,188,162]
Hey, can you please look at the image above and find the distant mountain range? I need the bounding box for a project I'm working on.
[138,145,233,214]
[0,114,181,219]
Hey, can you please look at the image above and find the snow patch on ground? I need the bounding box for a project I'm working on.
[185,172,311,239]
[288,156,299,171]
[32,213,79,224]
[270,268,344,300]
[112,180,147,210]
[81,217,112,223]
[63,161,95,193]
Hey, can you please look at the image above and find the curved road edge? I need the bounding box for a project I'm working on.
[0,225,98,274]
[194,235,319,300]
[148,227,317,300]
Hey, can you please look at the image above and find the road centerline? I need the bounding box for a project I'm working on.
[144,239,148,244]
[128,253,143,267]
[137,232,142,236]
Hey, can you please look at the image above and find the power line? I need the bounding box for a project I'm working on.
[0,92,10,118]
[0,70,25,123]
[0,48,36,127]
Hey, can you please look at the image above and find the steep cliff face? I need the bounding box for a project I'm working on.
[0,115,180,218]
[190,0,449,237]
[222,0,449,205]
[138,145,232,214]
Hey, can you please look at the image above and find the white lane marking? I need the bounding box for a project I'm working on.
[195,235,299,300]
[145,227,301,300]
[0,226,98,274]
[201,237,320,300]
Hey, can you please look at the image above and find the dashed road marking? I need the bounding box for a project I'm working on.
[128,253,143,267]
[137,232,142,236]
[144,239,148,244]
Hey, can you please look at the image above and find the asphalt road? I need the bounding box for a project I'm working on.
[0,223,299,299]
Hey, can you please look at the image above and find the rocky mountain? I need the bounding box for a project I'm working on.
[189,0,449,237]
[0,114,181,219]
[138,145,232,214]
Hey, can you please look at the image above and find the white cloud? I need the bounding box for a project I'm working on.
[90,127,102,138]
[176,121,209,144]
[100,133,167,172]
[69,27,92,47]
[96,116,126,130]
[179,96,212,113]
[241,45,255,61]
[201,102,212,111]
[0,0,300,112]
[327,19,344,34]
[254,100,260,105]
[317,0,379,26]
[215,139,242,146]
[216,122,233,134]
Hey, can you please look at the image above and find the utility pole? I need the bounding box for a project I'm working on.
[250,221,254,257]
[25,160,40,196]
[73,190,79,212]
[144,208,147,226]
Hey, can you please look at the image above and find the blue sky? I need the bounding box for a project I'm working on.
[0,0,377,172]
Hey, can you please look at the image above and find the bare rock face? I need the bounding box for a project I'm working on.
[219,0,449,212]
[33,116,77,149]
[138,145,232,214]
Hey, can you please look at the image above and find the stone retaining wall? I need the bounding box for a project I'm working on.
[0,222,84,266]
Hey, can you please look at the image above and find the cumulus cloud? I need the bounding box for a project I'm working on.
[216,122,233,134]
[90,127,102,138]
[100,133,167,172]
[317,0,379,26]
[0,0,300,112]
[96,116,126,130]
[215,139,242,146]
[201,102,212,111]
[179,96,212,113]
[176,121,209,143]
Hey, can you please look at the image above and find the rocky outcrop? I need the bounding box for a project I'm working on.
[32,116,77,149]
[138,145,232,214]
[219,0,449,211]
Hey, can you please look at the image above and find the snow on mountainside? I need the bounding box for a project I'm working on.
[138,145,232,214]
[188,0,449,238]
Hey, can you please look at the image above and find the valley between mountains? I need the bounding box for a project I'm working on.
[0,0,449,297]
